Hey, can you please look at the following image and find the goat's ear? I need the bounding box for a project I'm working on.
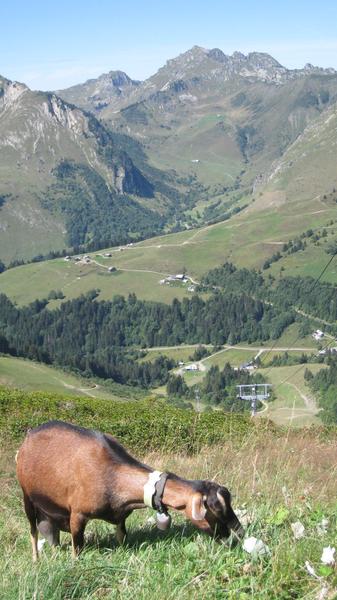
[216,488,231,514]
[191,493,207,521]
[216,490,226,509]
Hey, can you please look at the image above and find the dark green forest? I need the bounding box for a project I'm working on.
[42,160,163,248]
[0,287,291,391]
[307,356,337,424]
[2,260,337,414]
[203,262,337,327]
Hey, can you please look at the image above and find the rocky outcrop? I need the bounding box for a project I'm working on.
[0,77,28,109]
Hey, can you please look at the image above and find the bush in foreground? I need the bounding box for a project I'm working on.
[0,387,265,454]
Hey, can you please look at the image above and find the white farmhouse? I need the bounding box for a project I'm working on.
[185,363,199,371]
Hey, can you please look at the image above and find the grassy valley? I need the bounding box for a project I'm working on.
[2,43,337,600]
[1,192,336,308]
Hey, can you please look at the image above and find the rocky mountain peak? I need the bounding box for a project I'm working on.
[208,48,228,63]
[0,76,29,109]
[150,46,337,88]
[302,62,336,75]
[57,69,140,113]
[87,70,139,88]
[145,46,291,88]
[232,51,245,60]
[162,45,209,72]
[247,52,283,68]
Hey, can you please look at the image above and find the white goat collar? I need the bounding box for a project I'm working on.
[143,470,163,508]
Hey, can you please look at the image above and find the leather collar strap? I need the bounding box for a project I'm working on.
[143,470,169,513]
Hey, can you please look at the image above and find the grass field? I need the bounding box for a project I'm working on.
[0,259,191,306]
[144,323,324,424]
[140,347,200,364]
[202,348,257,369]
[147,338,325,427]
[268,229,337,284]
[137,108,243,188]
[256,363,326,427]
[0,356,144,402]
[2,430,337,599]
[267,323,317,350]
[1,192,336,306]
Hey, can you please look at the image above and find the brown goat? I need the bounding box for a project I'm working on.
[16,421,244,560]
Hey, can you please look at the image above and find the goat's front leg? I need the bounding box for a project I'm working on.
[116,519,127,545]
[116,511,132,545]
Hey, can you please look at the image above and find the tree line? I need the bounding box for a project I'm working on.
[306,355,337,424]
[0,288,291,389]
[202,262,337,327]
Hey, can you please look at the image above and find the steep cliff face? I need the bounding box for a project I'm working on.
[0,77,160,262]
[0,76,29,108]
[0,79,152,196]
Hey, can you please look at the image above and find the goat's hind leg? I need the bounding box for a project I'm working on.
[23,493,38,562]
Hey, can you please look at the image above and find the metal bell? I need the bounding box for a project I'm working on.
[156,511,171,531]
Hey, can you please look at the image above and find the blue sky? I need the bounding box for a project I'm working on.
[2,0,337,90]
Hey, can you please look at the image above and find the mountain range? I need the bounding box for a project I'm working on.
[1,46,337,263]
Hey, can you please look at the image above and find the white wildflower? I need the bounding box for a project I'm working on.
[316,586,330,600]
[37,538,46,551]
[243,536,270,556]
[305,561,320,579]
[321,546,335,566]
[235,508,253,527]
[317,518,329,536]
[291,521,305,540]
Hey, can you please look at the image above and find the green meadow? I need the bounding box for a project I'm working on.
[0,356,145,402]
[1,192,336,306]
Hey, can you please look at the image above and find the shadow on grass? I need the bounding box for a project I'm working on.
[84,522,199,553]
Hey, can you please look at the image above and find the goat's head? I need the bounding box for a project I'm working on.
[188,481,244,541]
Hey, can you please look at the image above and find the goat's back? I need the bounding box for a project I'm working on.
[16,421,116,514]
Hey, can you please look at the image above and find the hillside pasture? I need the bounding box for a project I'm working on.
[1,396,337,599]
[0,356,143,401]
[1,192,336,306]
[0,259,191,306]
[268,232,337,283]
[256,363,326,427]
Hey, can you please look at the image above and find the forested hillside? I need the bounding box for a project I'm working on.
[203,262,337,327]
[0,288,292,388]
[308,356,337,423]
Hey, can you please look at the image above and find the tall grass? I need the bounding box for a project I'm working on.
[1,430,337,599]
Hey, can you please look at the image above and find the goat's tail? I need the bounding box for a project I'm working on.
[15,450,19,464]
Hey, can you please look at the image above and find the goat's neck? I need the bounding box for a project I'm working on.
[115,465,192,512]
